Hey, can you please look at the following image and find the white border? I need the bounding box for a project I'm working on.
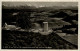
[0,0,79,51]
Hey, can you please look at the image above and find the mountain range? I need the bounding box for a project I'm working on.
[2,4,78,10]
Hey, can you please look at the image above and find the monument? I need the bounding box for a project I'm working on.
[39,22,52,35]
[43,22,48,32]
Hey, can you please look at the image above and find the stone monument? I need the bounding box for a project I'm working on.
[43,22,48,32]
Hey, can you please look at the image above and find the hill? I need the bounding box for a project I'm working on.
[2,30,78,49]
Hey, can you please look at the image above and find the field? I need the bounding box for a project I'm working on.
[62,35,78,45]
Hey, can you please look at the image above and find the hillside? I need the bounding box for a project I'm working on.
[2,30,77,49]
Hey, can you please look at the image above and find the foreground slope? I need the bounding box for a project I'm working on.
[2,30,77,49]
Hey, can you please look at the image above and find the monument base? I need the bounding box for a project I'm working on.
[39,29,53,35]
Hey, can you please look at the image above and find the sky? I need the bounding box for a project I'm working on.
[2,2,78,7]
